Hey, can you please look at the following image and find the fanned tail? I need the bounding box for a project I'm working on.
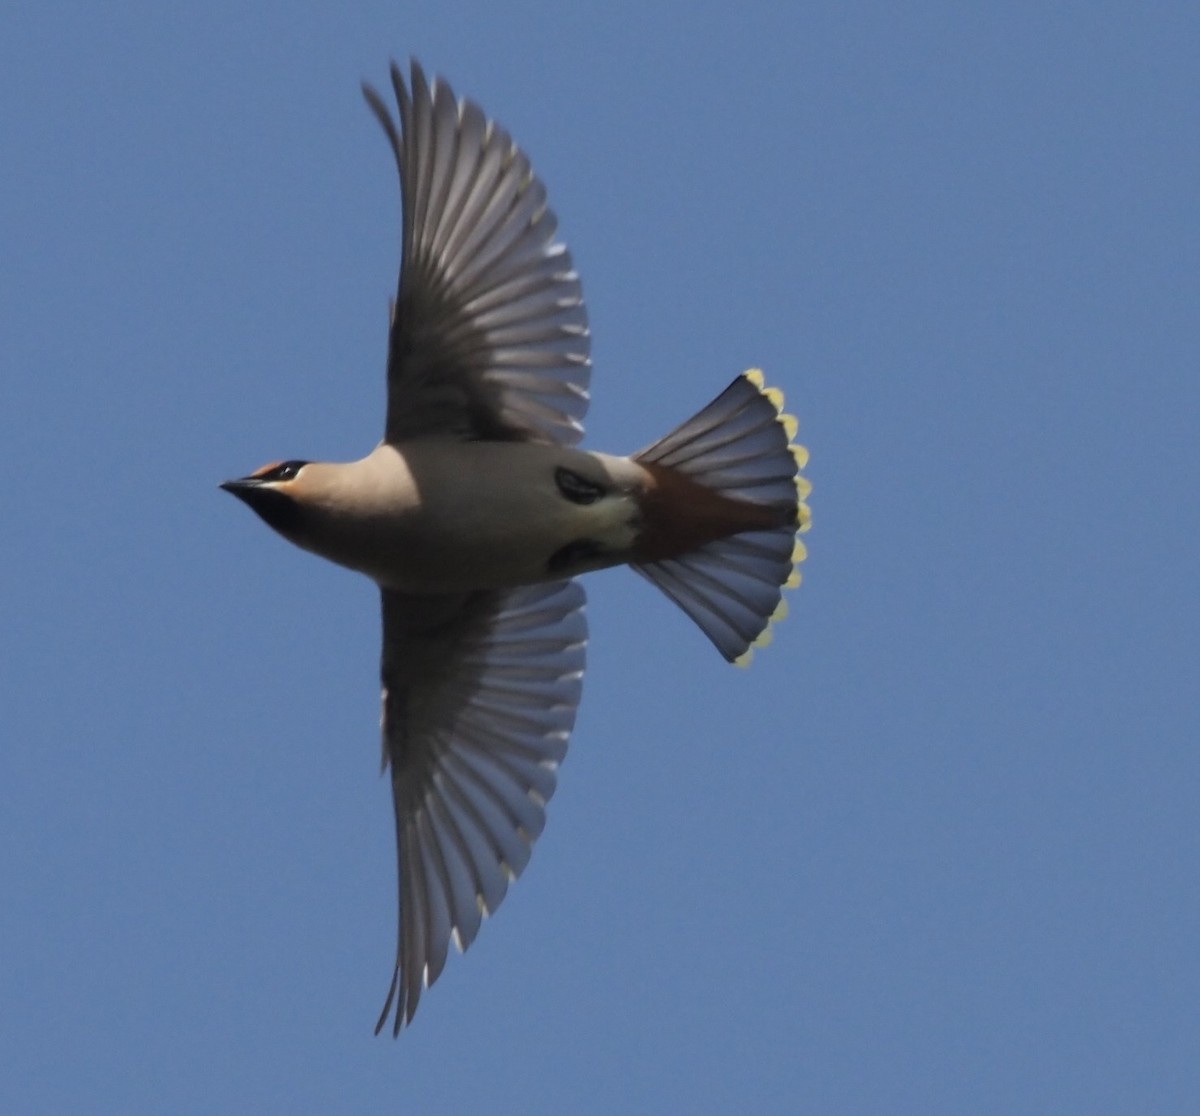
[631,370,811,664]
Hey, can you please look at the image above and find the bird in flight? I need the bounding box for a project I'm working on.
[222,60,812,1035]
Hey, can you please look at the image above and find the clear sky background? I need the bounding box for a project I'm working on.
[3,3,1197,1113]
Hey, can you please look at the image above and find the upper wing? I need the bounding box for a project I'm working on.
[376,579,587,1034]
[362,61,591,446]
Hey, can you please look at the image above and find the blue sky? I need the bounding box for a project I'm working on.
[2,2,1197,1112]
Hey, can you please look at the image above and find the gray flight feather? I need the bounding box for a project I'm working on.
[363,61,591,447]
[377,579,586,1033]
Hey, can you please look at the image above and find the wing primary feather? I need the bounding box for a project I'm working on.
[374,968,399,1037]
[430,100,486,265]
[424,76,463,266]
[425,778,486,949]
[369,61,592,445]
[406,63,437,274]
[414,806,455,987]
[434,762,510,915]
[399,813,428,1028]
[389,62,417,290]
[440,749,534,876]
[361,82,402,166]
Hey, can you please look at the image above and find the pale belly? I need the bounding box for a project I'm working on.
[305,441,641,593]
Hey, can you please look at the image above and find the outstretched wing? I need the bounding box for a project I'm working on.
[362,61,591,446]
[376,579,587,1033]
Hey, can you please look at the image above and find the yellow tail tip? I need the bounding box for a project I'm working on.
[734,367,812,667]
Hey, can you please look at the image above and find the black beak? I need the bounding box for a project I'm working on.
[220,476,263,500]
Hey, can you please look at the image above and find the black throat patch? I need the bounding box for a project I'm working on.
[226,484,305,540]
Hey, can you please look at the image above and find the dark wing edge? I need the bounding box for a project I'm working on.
[363,60,591,447]
[376,579,587,1034]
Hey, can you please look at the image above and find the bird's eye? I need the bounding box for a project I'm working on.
[555,467,605,505]
[260,460,308,482]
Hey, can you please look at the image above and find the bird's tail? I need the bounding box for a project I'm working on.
[631,370,811,664]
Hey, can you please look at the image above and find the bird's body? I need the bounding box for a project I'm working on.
[223,60,811,1033]
[253,441,647,592]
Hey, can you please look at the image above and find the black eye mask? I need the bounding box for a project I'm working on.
[257,460,309,483]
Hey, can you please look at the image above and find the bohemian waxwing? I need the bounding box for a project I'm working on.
[222,60,812,1034]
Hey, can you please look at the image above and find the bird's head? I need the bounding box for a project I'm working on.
[220,459,312,539]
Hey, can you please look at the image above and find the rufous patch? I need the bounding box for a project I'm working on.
[632,462,792,563]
